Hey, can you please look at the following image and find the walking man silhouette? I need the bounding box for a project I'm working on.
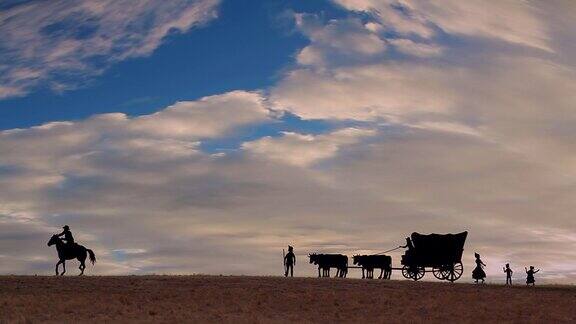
[284,246,296,277]
[503,263,513,285]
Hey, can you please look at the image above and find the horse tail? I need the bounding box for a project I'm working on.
[87,249,96,265]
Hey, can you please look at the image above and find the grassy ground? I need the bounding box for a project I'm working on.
[0,275,575,323]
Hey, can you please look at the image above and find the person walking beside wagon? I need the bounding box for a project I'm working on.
[284,246,296,277]
[525,266,540,286]
[472,253,486,284]
[503,263,513,285]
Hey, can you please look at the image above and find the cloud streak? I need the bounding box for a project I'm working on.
[0,0,220,99]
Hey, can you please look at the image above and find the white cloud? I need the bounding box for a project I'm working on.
[243,128,376,167]
[0,0,220,99]
[271,63,458,120]
[295,14,386,67]
[389,38,443,57]
[406,0,552,51]
[332,0,551,51]
[0,91,270,174]
[408,121,480,137]
[128,91,271,139]
[333,0,434,38]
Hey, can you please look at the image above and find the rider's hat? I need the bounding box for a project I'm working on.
[63,225,70,230]
[288,245,293,251]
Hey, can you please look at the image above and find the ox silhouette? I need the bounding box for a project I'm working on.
[353,255,392,279]
[309,253,348,278]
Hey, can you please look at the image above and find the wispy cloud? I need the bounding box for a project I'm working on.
[0,0,220,99]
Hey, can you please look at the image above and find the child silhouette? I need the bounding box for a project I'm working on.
[525,266,540,286]
[503,263,513,285]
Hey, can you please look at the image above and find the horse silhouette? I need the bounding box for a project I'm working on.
[47,235,96,275]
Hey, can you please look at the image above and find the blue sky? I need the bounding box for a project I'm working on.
[1,0,576,282]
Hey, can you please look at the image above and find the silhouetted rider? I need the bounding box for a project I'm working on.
[57,225,75,246]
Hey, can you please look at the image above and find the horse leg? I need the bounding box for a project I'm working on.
[379,268,383,279]
[55,260,62,276]
[79,261,85,276]
[60,260,66,276]
[78,252,87,276]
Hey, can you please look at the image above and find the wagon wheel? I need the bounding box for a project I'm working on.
[401,265,412,279]
[432,266,447,280]
[411,266,425,281]
[445,262,464,282]
[403,265,425,281]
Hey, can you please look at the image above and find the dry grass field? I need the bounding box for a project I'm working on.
[1,275,575,323]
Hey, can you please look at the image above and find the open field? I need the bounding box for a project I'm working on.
[0,275,575,323]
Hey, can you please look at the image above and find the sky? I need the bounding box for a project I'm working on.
[1,0,576,283]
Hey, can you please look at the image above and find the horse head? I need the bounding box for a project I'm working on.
[352,255,360,265]
[47,234,60,246]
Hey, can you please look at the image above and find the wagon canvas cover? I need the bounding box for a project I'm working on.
[404,231,468,267]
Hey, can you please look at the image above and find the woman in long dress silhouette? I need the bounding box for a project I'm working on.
[472,253,486,284]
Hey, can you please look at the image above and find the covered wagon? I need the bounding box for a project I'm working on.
[401,231,468,282]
